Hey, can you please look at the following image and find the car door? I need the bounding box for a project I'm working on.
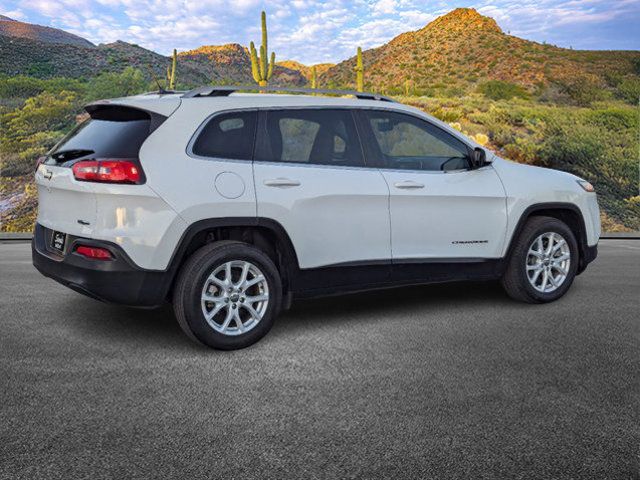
[356,109,507,263]
[253,108,391,284]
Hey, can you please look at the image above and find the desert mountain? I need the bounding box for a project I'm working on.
[179,44,306,86]
[0,15,94,48]
[320,8,640,94]
[277,61,335,81]
[1,9,639,93]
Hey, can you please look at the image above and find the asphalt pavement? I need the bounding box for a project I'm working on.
[1,240,639,479]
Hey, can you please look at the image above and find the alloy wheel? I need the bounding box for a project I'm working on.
[526,232,571,293]
[200,260,269,336]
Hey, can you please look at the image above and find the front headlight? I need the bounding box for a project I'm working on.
[577,180,595,193]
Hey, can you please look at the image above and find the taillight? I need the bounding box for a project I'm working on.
[75,245,113,260]
[72,159,143,184]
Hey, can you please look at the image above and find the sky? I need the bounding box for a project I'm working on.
[1,0,638,64]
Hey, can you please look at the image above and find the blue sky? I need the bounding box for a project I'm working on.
[1,0,638,64]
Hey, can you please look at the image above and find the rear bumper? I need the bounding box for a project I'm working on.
[32,223,170,307]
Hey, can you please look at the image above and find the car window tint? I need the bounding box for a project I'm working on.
[257,109,363,167]
[364,110,469,171]
[192,111,257,160]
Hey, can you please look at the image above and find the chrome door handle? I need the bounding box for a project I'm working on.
[394,180,424,189]
[264,178,301,188]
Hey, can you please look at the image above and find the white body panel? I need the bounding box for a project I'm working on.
[254,163,390,268]
[35,92,601,274]
[35,164,186,270]
[381,165,507,259]
[138,101,257,228]
[491,157,601,249]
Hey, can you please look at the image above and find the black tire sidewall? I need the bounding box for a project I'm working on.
[516,219,579,302]
[180,243,282,350]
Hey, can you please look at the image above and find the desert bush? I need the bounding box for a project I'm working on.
[0,75,86,99]
[84,67,146,102]
[554,76,609,106]
[616,78,640,104]
[478,80,528,100]
[0,91,79,176]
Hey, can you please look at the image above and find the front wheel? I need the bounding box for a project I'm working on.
[501,216,579,303]
[173,241,282,350]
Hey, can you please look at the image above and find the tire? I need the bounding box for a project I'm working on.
[173,240,282,350]
[501,216,579,303]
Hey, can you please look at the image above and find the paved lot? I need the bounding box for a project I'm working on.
[1,240,639,479]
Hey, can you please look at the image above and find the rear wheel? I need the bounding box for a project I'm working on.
[173,241,282,350]
[501,216,579,303]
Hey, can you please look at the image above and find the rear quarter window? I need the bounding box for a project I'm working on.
[191,111,257,160]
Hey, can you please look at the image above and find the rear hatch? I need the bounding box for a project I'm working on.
[35,101,171,238]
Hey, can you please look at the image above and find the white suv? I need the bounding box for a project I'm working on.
[33,86,600,349]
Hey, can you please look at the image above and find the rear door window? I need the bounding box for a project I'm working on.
[47,106,162,166]
[255,109,364,167]
[191,110,257,160]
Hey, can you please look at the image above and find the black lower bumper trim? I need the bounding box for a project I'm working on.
[32,223,170,307]
[578,243,598,274]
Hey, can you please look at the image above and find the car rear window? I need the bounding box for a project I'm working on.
[46,106,164,166]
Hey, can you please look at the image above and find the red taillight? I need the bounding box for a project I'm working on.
[75,245,113,260]
[72,159,142,184]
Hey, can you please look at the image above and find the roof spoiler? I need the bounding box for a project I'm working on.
[181,85,396,102]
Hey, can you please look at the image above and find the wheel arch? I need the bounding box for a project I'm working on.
[163,217,300,300]
[505,202,590,274]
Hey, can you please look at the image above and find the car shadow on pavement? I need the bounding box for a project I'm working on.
[60,280,509,349]
[277,280,510,330]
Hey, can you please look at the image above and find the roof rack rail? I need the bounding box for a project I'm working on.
[182,85,396,102]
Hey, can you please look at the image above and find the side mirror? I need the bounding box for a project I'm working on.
[470,147,486,169]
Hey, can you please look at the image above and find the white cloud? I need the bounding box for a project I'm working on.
[3,0,639,64]
[1,8,27,19]
[372,0,396,16]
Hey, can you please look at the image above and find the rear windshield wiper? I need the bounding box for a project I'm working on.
[50,149,95,162]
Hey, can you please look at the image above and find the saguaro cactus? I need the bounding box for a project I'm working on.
[311,65,317,89]
[166,49,177,90]
[249,11,276,88]
[355,47,364,92]
[169,49,177,90]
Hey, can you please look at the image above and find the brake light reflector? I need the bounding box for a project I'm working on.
[72,160,142,184]
[75,245,113,260]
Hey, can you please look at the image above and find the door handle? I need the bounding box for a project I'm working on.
[394,180,424,189]
[264,178,301,188]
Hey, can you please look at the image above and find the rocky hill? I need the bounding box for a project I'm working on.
[0,15,94,48]
[179,44,306,86]
[321,8,640,94]
[277,60,335,81]
[0,35,211,84]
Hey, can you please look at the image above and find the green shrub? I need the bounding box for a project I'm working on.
[84,67,146,102]
[554,76,608,106]
[478,80,528,100]
[616,78,640,104]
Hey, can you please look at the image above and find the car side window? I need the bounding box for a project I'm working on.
[362,110,469,171]
[256,109,364,167]
[192,110,257,160]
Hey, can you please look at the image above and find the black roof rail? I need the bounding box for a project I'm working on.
[181,85,396,102]
[142,89,186,96]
